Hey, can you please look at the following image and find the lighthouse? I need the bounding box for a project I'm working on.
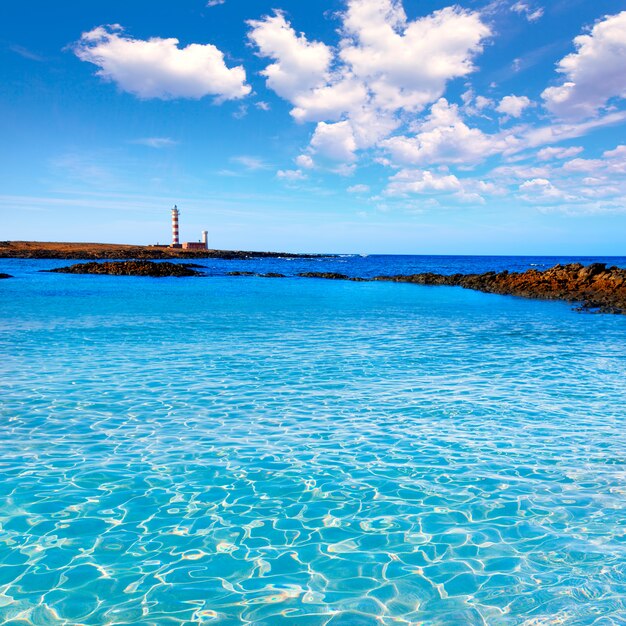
[167,205,209,250]
[171,205,181,248]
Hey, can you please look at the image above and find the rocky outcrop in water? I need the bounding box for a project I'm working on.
[38,261,626,313]
[265,263,626,314]
[371,263,626,313]
[47,261,203,277]
[0,273,12,279]
[298,272,351,280]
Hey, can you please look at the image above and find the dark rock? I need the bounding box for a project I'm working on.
[260,272,286,278]
[297,272,350,280]
[370,263,626,315]
[0,273,12,279]
[45,261,203,277]
[294,263,626,315]
[228,271,255,276]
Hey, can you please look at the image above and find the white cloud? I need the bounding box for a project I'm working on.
[496,95,532,117]
[347,184,370,194]
[332,163,357,177]
[518,110,626,150]
[232,104,248,119]
[454,190,486,205]
[562,158,603,173]
[510,2,544,22]
[133,137,178,148]
[10,45,45,62]
[276,169,307,181]
[542,11,626,119]
[255,101,270,111]
[537,146,583,160]
[74,25,250,101]
[248,1,490,166]
[463,92,493,116]
[519,177,571,200]
[290,79,368,123]
[295,154,315,169]
[381,98,508,166]
[562,145,626,174]
[207,0,225,6]
[385,169,461,196]
[490,164,552,181]
[604,144,626,160]
[231,156,269,170]
[383,167,504,204]
[582,176,606,186]
[247,11,332,102]
[339,2,490,112]
[310,121,357,162]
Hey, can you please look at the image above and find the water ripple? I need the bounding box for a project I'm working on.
[1,275,626,624]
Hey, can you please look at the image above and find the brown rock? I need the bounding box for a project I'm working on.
[46,261,203,277]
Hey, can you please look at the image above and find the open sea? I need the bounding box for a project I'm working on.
[1,255,626,625]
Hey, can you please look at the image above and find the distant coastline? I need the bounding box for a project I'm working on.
[0,240,323,261]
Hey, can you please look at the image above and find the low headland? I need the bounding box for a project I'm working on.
[43,259,626,315]
[0,240,321,260]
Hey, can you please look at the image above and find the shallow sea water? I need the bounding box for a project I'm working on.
[1,257,626,625]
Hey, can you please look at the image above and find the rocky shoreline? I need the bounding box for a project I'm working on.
[47,261,204,277]
[0,241,323,260]
[231,264,626,315]
[304,263,626,314]
[20,258,626,314]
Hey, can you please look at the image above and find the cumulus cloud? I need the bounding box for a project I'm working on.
[496,95,532,117]
[604,144,626,160]
[462,91,493,116]
[519,177,572,200]
[386,169,461,196]
[347,184,370,193]
[381,98,509,166]
[490,164,552,181]
[245,1,624,215]
[248,1,490,164]
[563,145,626,174]
[384,168,503,205]
[537,146,583,160]
[561,158,603,173]
[276,168,307,181]
[542,11,626,119]
[310,121,357,162]
[247,12,332,102]
[339,2,490,113]
[74,25,250,101]
[295,154,315,169]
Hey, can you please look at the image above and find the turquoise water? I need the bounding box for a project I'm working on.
[2,258,626,625]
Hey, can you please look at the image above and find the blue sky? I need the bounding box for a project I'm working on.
[1,0,625,254]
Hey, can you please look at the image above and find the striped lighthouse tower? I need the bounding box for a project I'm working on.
[171,205,180,247]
